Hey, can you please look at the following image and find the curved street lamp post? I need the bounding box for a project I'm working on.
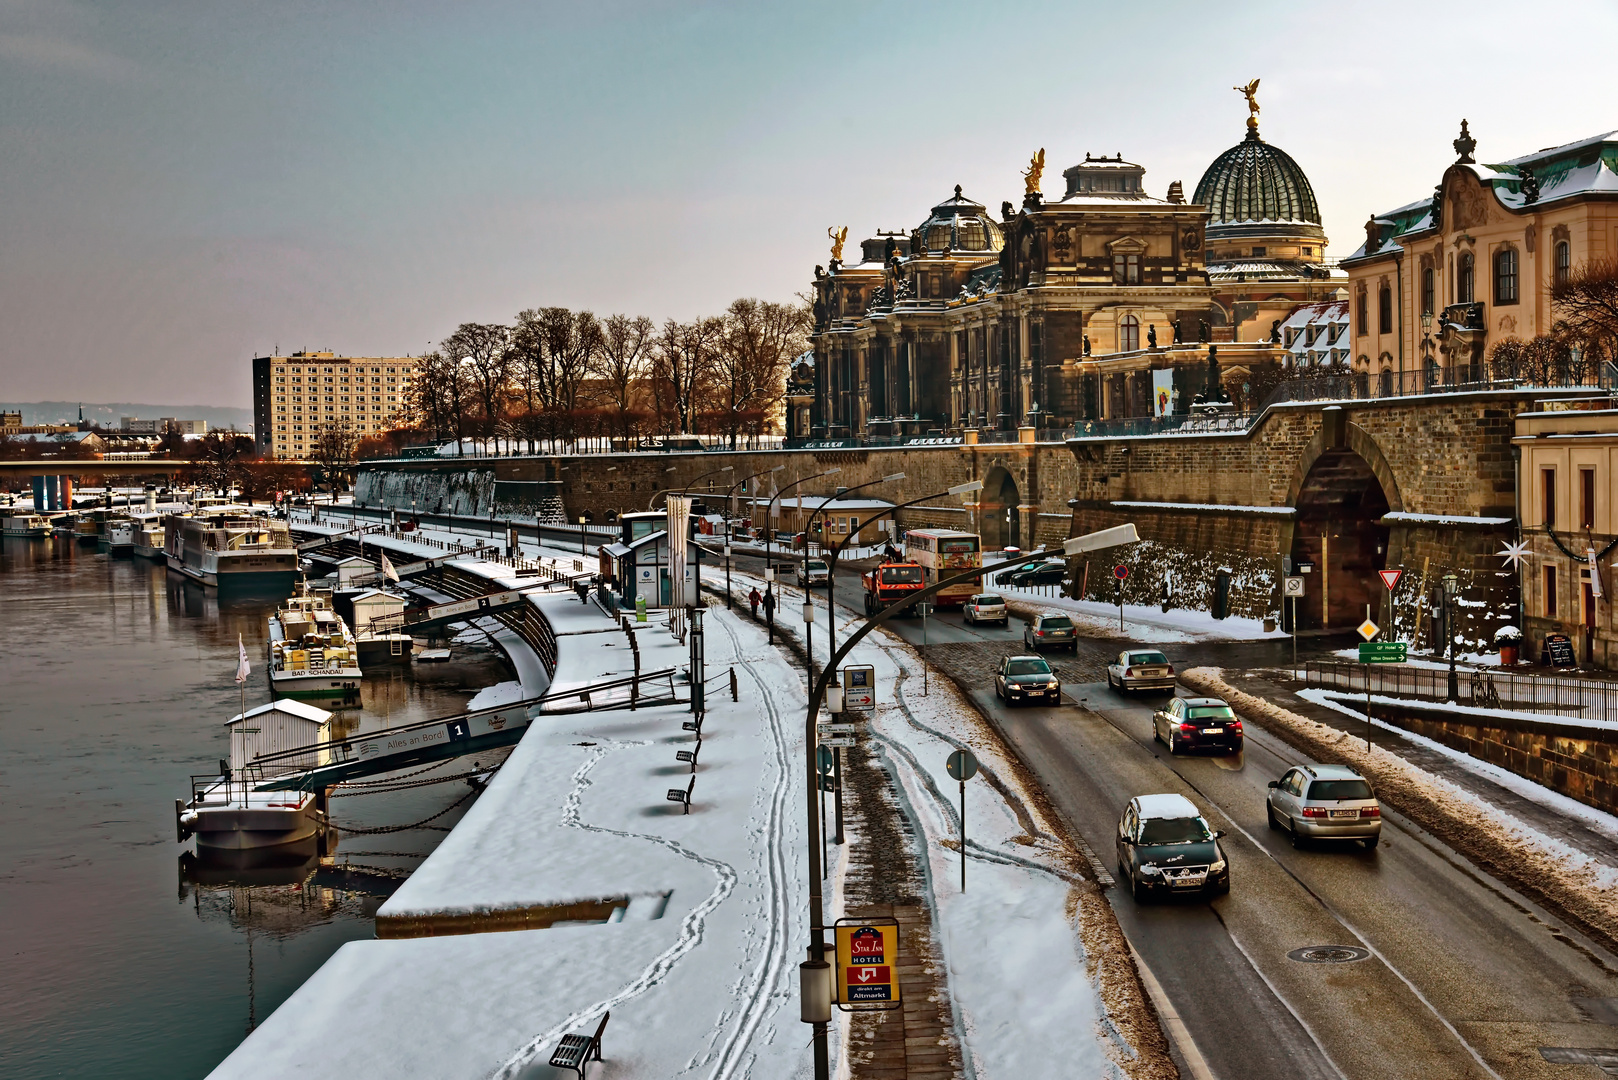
[719,464,786,609]
[764,469,841,644]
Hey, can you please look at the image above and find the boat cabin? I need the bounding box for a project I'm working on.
[225,699,332,776]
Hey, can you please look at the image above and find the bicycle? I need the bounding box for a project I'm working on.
[1470,669,1501,709]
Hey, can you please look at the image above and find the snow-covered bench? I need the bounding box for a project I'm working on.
[549,1011,609,1078]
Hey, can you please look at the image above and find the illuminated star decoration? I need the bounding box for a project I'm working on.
[1497,540,1532,569]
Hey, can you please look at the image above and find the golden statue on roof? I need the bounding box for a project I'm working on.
[1234,79,1260,131]
[1023,148,1046,195]
[828,226,847,262]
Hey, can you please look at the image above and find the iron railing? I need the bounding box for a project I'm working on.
[1302,660,1618,725]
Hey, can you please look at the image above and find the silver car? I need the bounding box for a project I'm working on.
[1266,763,1381,849]
[796,559,829,588]
[1023,612,1077,653]
[964,593,1008,626]
[1106,649,1175,694]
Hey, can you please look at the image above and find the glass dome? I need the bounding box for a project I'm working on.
[915,186,1004,254]
[1194,129,1323,239]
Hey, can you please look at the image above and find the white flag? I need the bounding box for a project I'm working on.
[382,551,399,582]
[1589,548,1604,600]
[235,634,251,684]
[769,481,780,519]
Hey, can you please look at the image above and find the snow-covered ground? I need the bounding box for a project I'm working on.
[995,585,1287,642]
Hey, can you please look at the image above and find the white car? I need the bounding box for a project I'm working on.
[1106,649,1176,694]
[963,593,1008,626]
[796,559,829,588]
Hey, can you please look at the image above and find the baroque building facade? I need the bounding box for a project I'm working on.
[799,92,1342,443]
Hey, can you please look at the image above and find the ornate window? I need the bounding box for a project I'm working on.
[1421,268,1435,315]
[1494,247,1519,304]
[1380,367,1394,397]
[1458,253,1475,304]
[1112,253,1140,284]
[1378,285,1393,334]
[1119,315,1140,353]
[1555,240,1571,285]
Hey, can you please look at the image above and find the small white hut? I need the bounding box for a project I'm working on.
[226,699,332,776]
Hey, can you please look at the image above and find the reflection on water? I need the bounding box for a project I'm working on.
[0,534,513,1079]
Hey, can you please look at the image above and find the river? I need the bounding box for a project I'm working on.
[0,535,511,1079]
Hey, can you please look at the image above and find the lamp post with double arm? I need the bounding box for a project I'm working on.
[720,464,786,610]
[801,473,905,690]
[766,469,841,644]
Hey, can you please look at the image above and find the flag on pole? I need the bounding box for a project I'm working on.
[235,634,251,684]
[382,551,399,582]
[769,480,780,519]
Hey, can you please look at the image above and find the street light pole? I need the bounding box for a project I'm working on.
[1444,571,1460,702]
[804,473,906,668]
[767,468,842,646]
[721,465,784,611]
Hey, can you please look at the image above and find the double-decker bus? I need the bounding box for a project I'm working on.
[902,528,982,607]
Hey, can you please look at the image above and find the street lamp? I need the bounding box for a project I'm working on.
[796,524,1139,1077]
[719,464,785,609]
[765,469,842,644]
[801,473,904,689]
[1443,571,1460,702]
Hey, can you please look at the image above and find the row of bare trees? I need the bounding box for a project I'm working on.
[406,298,810,451]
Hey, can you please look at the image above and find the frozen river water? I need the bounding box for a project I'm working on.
[0,535,509,1079]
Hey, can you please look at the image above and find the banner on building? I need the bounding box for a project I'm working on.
[1151,369,1174,418]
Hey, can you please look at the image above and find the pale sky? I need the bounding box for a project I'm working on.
[3,0,1615,407]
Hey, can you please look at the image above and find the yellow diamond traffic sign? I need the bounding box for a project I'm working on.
[1358,619,1380,641]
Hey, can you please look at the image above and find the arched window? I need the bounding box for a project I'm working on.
[1494,247,1518,304]
[1555,240,1571,286]
[1458,253,1475,303]
[1378,285,1393,333]
[1421,268,1435,315]
[1380,367,1394,397]
[1119,314,1140,353]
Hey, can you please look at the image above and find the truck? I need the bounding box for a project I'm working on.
[862,560,925,615]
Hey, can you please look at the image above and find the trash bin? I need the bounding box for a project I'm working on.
[1212,569,1231,621]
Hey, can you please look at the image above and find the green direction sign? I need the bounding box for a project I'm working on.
[1359,642,1408,663]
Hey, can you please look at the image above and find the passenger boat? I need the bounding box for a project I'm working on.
[105,517,136,555]
[0,511,52,538]
[267,588,363,697]
[163,506,298,590]
[348,588,415,667]
[132,513,166,559]
[177,700,333,856]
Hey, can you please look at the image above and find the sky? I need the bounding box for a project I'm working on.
[3,0,1616,408]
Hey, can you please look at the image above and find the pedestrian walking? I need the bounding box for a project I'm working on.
[749,587,762,619]
[763,586,776,642]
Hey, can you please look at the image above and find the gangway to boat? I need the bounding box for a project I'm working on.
[246,668,683,792]
[295,523,386,554]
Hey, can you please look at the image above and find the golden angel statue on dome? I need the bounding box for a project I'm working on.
[1022,148,1045,195]
[1235,79,1260,123]
[828,226,847,262]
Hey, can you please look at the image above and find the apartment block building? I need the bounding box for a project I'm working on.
[251,352,418,459]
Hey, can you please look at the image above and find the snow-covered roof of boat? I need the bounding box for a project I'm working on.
[226,699,332,727]
[349,588,405,602]
[334,556,374,566]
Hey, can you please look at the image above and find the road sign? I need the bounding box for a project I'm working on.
[817,744,834,774]
[1359,642,1407,663]
[834,921,902,1008]
[945,749,979,781]
[1114,564,1129,581]
[1283,576,1305,597]
[820,735,856,749]
[818,723,856,737]
[1379,569,1403,592]
[1357,619,1380,641]
[843,664,876,707]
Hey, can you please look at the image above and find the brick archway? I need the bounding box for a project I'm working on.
[978,465,1021,551]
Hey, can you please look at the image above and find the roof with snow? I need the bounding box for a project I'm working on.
[226,699,333,727]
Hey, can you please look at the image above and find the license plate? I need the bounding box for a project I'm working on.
[1167,872,1206,887]
[1139,668,1166,676]
[1329,809,1359,819]
[1201,727,1224,735]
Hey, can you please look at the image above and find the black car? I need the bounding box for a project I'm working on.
[1151,697,1243,754]
[1008,562,1066,588]
[1116,793,1230,902]
[994,560,1050,586]
[993,655,1061,705]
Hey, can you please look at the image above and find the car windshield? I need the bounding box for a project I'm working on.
[1006,659,1051,676]
[882,566,922,583]
[807,562,827,571]
[1128,652,1168,665]
[1041,617,1073,629]
[1307,779,1374,801]
[1138,816,1212,845]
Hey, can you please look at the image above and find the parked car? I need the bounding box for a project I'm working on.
[963,593,1009,626]
[995,559,1050,586]
[1116,793,1229,902]
[1023,612,1077,652]
[1106,649,1176,694]
[796,559,830,588]
[1266,764,1381,849]
[994,654,1060,705]
[1007,561,1066,588]
[1151,697,1243,754]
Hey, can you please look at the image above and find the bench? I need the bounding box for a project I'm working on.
[549,1011,609,1078]
[666,775,695,814]
[675,742,701,773]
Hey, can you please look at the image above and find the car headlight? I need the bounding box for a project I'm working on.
[1208,858,1227,874]
[1046,681,1059,689]
[1139,864,1162,876]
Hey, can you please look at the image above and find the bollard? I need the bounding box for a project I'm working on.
[730,666,738,702]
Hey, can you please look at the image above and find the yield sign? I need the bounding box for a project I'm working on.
[1378,569,1403,592]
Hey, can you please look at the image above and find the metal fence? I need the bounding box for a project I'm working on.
[1302,660,1618,724]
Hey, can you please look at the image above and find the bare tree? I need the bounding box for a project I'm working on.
[310,420,360,493]
[192,428,256,495]
[440,323,512,447]
[540,308,603,445]
[653,316,723,435]
[1552,256,1618,365]
[403,351,465,443]
[715,297,812,448]
[598,313,655,440]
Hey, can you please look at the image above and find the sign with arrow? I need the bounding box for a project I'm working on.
[1379,569,1403,592]
[834,920,902,1008]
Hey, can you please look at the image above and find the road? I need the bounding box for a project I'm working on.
[728,549,1618,1079]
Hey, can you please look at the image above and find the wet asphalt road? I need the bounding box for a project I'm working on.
[728,549,1618,1079]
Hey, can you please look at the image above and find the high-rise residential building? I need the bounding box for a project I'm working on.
[251,352,419,459]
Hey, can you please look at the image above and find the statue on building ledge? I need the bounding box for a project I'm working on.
[1453,119,1476,164]
[1147,324,1158,349]
[1269,319,1282,344]
[1082,335,1091,357]
[1022,148,1045,210]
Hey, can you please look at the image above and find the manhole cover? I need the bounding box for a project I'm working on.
[1287,945,1370,964]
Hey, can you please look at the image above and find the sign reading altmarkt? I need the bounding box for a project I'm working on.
[834,919,903,1011]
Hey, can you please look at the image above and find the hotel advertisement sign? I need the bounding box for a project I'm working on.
[834,919,902,1010]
